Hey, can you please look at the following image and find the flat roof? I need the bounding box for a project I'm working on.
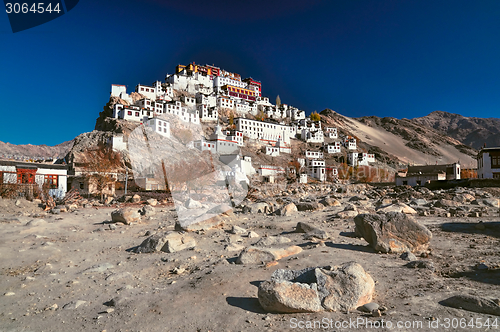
[0,160,68,170]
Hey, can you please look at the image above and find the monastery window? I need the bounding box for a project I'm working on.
[128,111,132,116]
[135,112,139,117]
[492,156,500,167]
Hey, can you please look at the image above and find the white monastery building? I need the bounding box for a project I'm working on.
[477,147,500,179]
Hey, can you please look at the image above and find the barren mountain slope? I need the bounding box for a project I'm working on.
[0,140,73,160]
[412,111,500,150]
[320,109,477,168]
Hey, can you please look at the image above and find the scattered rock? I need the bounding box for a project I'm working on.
[131,194,141,203]
[133,231,196,253]
[400,251,417,261]
[276,202,297,216]
[231,225,247,235]
[141,205,156,217]
[111,208,141,225]
[295,202,324,211]
[236,246,302,264]
[354,212,432,253]
[405,260,435,271]
[146,198,158,206]
[255,236,291,246]
[295,222,329,240]
[319,197,341,207]
[207,204,233,216]
[175,213,223,232]
[361,302,379,313]
[25,219,47,227]
[247,231,260,238]
[63,300,87,310]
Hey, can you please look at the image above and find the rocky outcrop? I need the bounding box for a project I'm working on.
[354,212,432,253]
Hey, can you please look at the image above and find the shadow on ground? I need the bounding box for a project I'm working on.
[226,297,266,314]
[440,221,500,239]
[325,242,375,253]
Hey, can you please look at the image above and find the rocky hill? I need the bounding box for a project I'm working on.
[412,111,500,150]
[319,109,478,168]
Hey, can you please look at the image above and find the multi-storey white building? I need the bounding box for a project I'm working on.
[217,96,234,109]
[326,141,341,154]
[477,147,500,179]
[234,118,291,145]
[193,126,240,155]
[197,105,218,122]
[306,159,326,182]
[301,129,324,143]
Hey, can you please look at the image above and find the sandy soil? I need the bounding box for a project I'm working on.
[0,197,499,332]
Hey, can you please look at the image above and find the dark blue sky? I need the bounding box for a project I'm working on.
[1,0,500,145]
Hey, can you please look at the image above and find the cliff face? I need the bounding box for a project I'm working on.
[412,111,500,150]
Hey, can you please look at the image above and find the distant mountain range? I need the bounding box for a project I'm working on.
[0,140,73,161]
[412,111,500,150]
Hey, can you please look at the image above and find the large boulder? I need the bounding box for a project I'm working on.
[111,208,141,225]
[434,199,461,208]
[133,231,196,253]
[258,262,374,313]
[354,212,432,253]
[295,202,324,211]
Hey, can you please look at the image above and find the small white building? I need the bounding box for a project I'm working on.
[299,173,308,184]
[325,127,338,139]
[258,165,286,177]
[110,84,133,104]
[0,161,68,198]
[395,163,460,186]
[265,146,280,157]
[301,129,324,143]
[143,117,171,138]
[348,152,376,167]
[305,151,324,159]
[477,147,500,179]
[219,155,256,177]
[344,137,357,150]
[108,135,127,152]
[326,141,341,154]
